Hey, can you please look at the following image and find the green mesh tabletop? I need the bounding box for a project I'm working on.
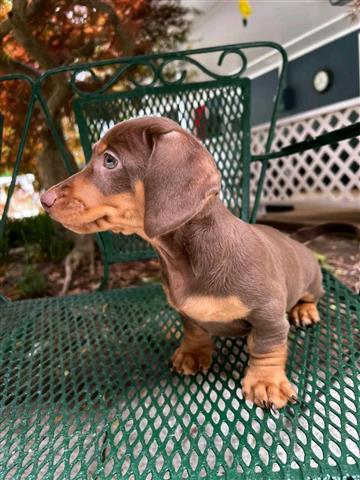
[0,272,359,479]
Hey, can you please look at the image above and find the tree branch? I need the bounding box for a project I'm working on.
[0,18,11,37]
[13,0,27,16]
[0,0,63,80]
[5,0,70,115]
[0,54,40,76]
[7,5,56,70]
[75,0,135,56]
[25,0,46,18]
[74,38,96,58]
[1,0,47,36]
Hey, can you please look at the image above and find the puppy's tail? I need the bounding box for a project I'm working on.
[290,222,360,243]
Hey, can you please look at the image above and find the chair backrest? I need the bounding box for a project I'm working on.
[74,77,251,264]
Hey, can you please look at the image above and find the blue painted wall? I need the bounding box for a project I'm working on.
[251,30,360,126]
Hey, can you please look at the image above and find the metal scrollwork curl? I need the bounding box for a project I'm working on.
[71,61,159,96]
[70,68,101,96]
[157,58,188,86]
[156,47,248,86]
[70,46,249,96]
[126,61,158,89]
[217,48,247,77]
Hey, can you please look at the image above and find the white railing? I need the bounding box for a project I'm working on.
[251,97,360,208]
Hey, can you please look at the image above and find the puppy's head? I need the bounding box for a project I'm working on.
[41,116,221,238]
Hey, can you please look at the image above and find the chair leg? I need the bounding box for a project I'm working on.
[98,260,110,290]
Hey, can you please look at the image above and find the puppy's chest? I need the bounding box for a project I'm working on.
[164,285,249,323]
[180,295,249,322]
[159,253,249,323]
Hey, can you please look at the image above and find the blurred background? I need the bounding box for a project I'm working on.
[0,0,359,299]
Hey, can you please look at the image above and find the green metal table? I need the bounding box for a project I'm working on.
[0,273,359,479]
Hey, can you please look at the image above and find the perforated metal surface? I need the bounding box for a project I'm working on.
[74,79,250,264]
[1,271,359,479]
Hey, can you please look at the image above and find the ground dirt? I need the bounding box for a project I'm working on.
[1,231,358,301]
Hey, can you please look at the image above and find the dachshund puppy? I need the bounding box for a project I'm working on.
[41,117,323,409]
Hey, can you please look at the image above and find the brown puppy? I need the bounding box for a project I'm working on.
[41,117,323,409]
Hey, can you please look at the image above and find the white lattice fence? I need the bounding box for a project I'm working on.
[251,99,360,207]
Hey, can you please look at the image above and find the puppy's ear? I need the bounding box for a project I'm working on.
[143,130,221,238]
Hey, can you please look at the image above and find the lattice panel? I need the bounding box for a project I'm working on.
[0,273,359,479]
[251,103,360,206]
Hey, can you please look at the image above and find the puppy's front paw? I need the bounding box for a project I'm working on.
[289,302,320,328]
[170,344,213,375]
[242,367,297,409]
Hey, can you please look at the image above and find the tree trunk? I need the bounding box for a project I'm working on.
[37,127,74,190]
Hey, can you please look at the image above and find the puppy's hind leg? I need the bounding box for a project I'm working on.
[290,265,323,328]
[289,293,320,328]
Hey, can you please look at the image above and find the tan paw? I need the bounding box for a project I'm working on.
[170,345,213,375]
[242,367,297,409]
[289,302,320,328]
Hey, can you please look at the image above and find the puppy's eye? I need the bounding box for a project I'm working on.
[103,152,118,169]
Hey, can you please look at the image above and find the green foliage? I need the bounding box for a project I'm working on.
[0,234,9,257]
[18,264,46,297]
[0,214,71,262]
[315,252,327,265]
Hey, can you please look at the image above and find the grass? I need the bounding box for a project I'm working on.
[0,214,72,262]
[18,265,46,297]
[0,214,72,298]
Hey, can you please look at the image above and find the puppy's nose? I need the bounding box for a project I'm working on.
[40,189,58,209]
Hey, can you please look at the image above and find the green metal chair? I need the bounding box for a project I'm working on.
[0,44,359,479]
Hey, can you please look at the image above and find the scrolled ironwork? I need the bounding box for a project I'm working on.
[70,61,159,96]
[66,45,251,96]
